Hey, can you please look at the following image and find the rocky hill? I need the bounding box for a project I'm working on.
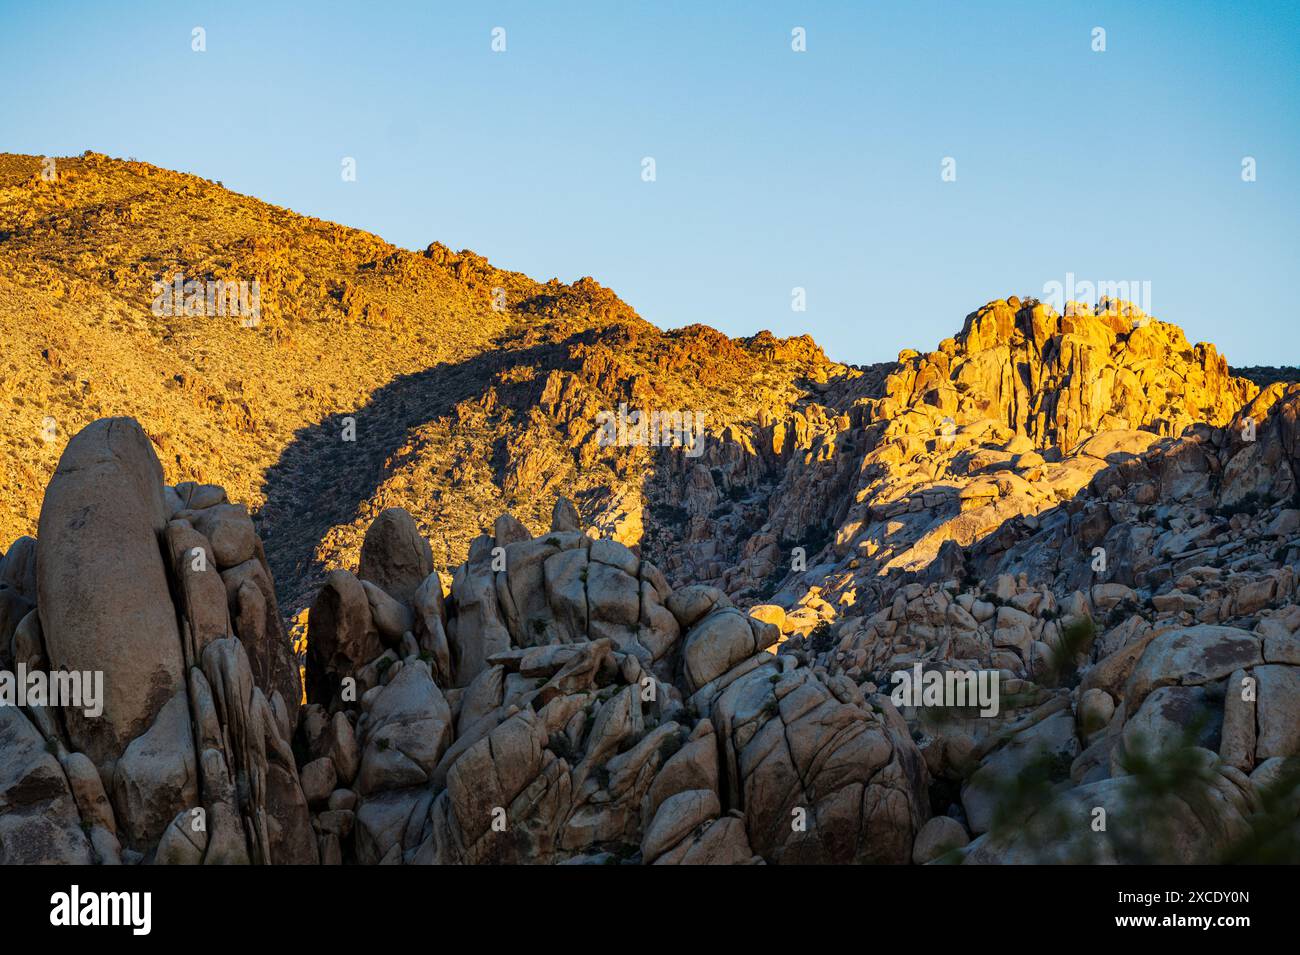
[2,153,1298,864]
[0,152,835,618]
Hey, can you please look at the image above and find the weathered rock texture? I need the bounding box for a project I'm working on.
[301,502,928,865]
[2,417,313,864]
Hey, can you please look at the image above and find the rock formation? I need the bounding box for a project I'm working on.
[8,385,1298,862]
[301,501,927,865]
[1,418,312,864]
[1,156,1297,863]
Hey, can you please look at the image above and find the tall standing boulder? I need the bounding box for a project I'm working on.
[448,535,513,686]
[357,508,434,605]
[35,417,185,775]
[307,569,382,702]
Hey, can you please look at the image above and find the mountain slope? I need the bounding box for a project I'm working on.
[0,152,836,614]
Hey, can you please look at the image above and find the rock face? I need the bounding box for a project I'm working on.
[36,417,184,773]
[306,569,382,702]
[0,705,93,864]
[6,417,314,864]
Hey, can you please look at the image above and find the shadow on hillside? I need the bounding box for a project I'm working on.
[734,403,1300,621]
[257,335,576,611]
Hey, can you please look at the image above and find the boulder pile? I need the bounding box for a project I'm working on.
[1,418,312,864]
[1,419,929,864]
[300,499,927,864]
[787,384,1300,862]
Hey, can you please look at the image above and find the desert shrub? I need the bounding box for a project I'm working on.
[1045,616,1096,687]
[808,621,836,654]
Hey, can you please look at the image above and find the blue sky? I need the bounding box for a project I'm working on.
[2,0,1297,366]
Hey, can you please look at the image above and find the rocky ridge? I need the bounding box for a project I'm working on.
[0,151,838,618]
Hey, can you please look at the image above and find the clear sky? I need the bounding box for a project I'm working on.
[3,0,1298,366]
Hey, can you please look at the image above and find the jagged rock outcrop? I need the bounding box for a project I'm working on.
[716,300,1261,620]
[789,380,1300,862]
